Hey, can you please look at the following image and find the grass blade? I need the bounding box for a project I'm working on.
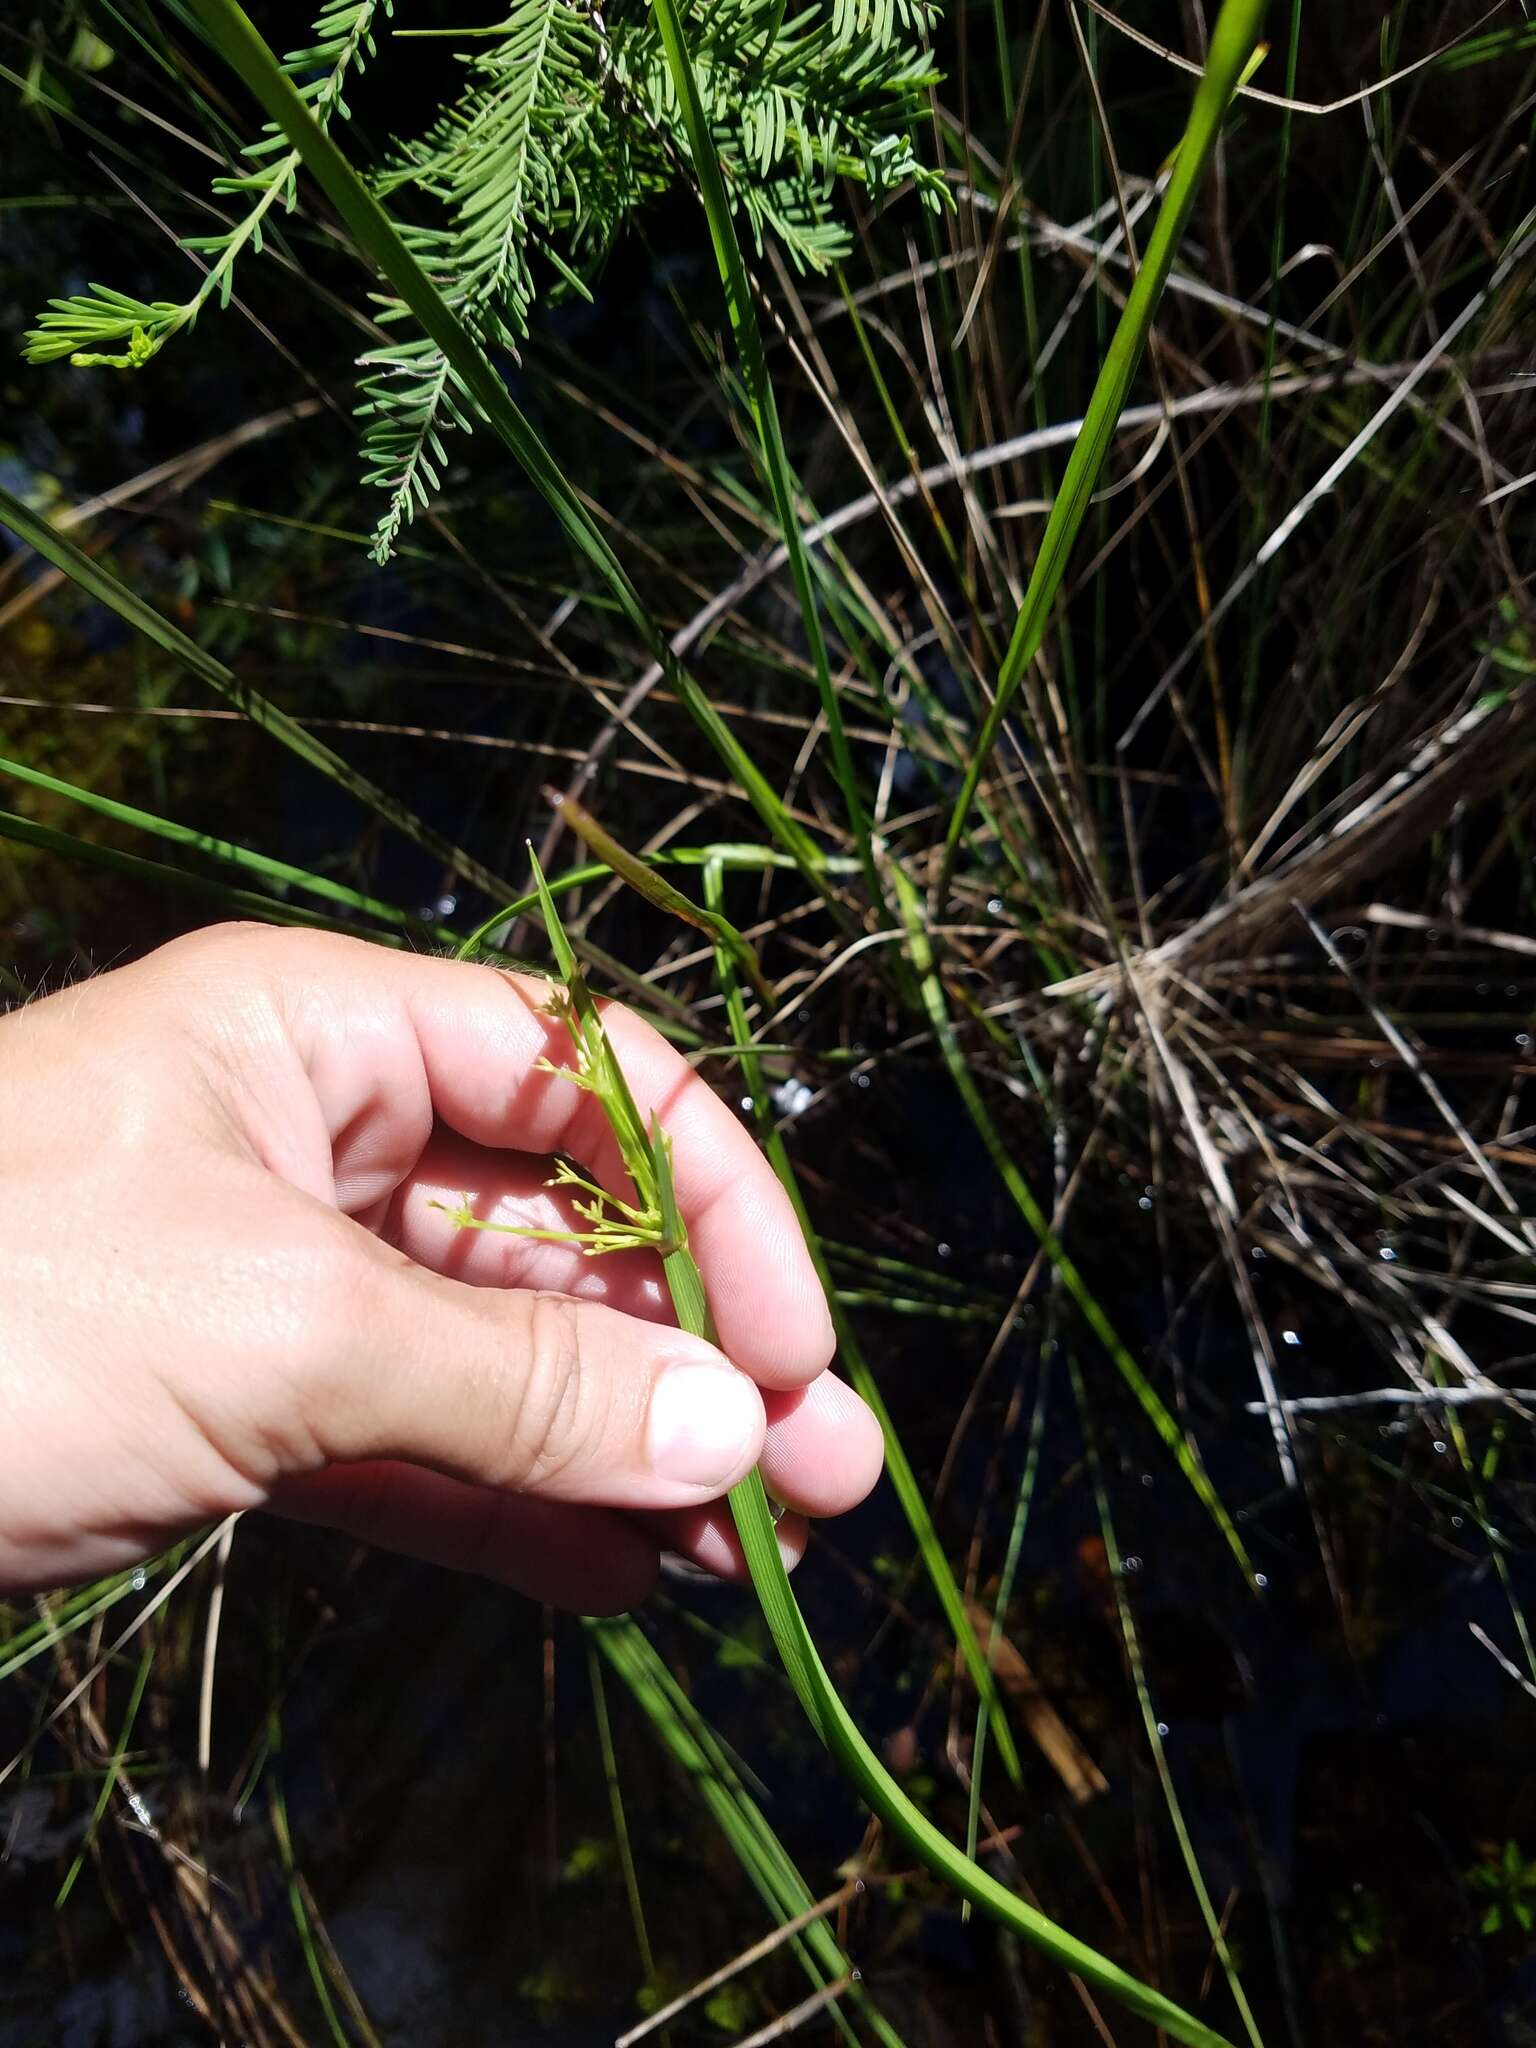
[586,1638,657,1992]
[545,786,775,1002]
[588,1615,896,2048]
[0,806,410,941]
[939,0,1270,893]
[1074,1355,1266,2046]
[890,861,1254,1585]
[698,861,1025,1787]
[52,1643,154,1911]
[0,753,451,940]
[0,479,515,903]
[647,0,883,913]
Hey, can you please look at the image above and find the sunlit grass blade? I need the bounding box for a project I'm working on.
[647,0,882,914]
[1073,1355,1266,2047]
[172,0,832,896]
[0,806,412,941]
[722,1469,1236,2045]
[586,1638,657,1993]
[966,1345,1055,1886]
[698,860,1024,1788]
[520,877,1236,2047]
[53,1644,154,1910]
[891,861,1254,1586]
[269,1751,355,2048]
[452,845,867,965]
[0,753,451,940]
[587,1615,896,2048]
[938,0,1270,895]
[545,785,775,1002]
[0,1560,185,1686]
[0,479,515,903]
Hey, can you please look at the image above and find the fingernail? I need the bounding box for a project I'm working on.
[648,1366,761,1489]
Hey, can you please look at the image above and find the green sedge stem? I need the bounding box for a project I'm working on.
[647,0,886,921]
[938,0,1269,902]
[513,865,1238,2048]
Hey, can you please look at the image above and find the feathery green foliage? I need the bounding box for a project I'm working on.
[360,0,942,555]
[22,0,388,368]
[24,0,941,559]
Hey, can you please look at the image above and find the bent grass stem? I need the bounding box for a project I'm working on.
[470,856,1239,2048]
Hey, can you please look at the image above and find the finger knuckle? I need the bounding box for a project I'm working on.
[507,1291,603,1488]
[150,920,283,975]
[156,921,358,993]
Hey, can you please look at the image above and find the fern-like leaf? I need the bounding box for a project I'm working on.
[448,0,602,328]
[27,0,948,557]
[21,0,387,368]
[356,328,475,563]
[23,287,189,369]
[357,0,606,555]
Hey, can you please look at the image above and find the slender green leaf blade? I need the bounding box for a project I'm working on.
[648,0,883,912]
[0,807,404,940]
[940,0,1270,890]
[891,862,1254,1585]
[0,754,448,938]
[0,479,514,902]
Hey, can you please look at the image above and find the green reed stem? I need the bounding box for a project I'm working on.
[1074,1355,1266,2047]
[524,863,1236,2048]
[891,859,1254,1586]
[938,0,1270,901]
[648,0,884,917]
[0,753,452,941]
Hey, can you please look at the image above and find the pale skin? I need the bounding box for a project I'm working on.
[0,923,884,1609]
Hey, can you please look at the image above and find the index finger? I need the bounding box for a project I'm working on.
[270,936,836,1390]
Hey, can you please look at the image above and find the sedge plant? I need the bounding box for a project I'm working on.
[437,852,1241,2048]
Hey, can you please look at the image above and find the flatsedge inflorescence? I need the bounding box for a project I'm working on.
[431,870,685,1259]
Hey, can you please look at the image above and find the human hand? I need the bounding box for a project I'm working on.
[0,924,883,1609]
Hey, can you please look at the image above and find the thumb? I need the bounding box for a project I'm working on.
[300,1234,767,1510]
